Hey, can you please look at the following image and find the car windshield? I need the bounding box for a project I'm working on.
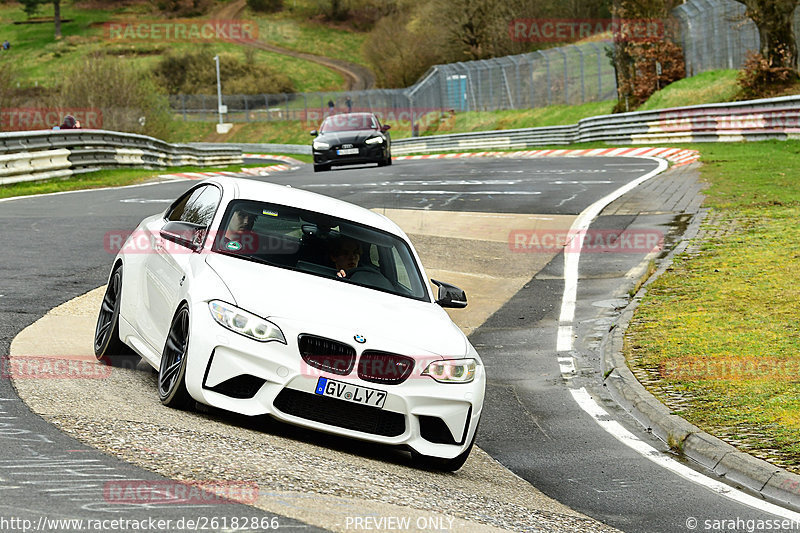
[320,113,379,133]
[213,201,429,301]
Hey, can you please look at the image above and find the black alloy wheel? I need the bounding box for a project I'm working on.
[158,305,193,409]
[94,266,130,358]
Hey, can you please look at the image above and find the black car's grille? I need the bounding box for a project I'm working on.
[357,351,415,385]
[298,334,356,376]
[208,375,266,399]
[273,389,405,437]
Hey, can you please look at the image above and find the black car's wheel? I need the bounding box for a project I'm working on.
[94,266,131,359]
[158,305,193,409]
[314,164,331,173]
[386,153,392,165]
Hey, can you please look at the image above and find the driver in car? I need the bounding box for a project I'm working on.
[222,206,259,251]
[328,236,361,278]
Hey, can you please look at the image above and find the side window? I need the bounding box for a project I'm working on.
[182,186,221,227]
[166,189,193,222]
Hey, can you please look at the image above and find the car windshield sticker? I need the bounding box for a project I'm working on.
[226,241,242,251]
[262,210,278,217]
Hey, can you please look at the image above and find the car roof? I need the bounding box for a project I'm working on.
[215,177,404,237]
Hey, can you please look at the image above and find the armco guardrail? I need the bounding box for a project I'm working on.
[0,129,243,186]
[392,95,800,155]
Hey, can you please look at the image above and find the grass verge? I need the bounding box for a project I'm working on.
[0,162,279,199]
[624,140,800,472]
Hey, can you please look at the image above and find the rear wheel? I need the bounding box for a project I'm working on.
[158,305,193,409]
[94,266,132,359]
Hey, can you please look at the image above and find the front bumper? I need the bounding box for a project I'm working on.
[183,304,485,460]
[313,143,388,167]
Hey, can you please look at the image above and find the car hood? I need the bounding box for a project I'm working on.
[204,254,469,357]
[316,130,381,145]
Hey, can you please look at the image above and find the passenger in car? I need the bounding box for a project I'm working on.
[328,236,361,278]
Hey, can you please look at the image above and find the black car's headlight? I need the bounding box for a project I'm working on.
[208,300,286,343]
[365,136,384,145]
[313,140,330,150]
[421,358,477,383]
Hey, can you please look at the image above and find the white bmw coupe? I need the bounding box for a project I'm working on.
[94,177,485,471]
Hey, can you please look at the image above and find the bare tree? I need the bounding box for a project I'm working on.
[733,0,798,69]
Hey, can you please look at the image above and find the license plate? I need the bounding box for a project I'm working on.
[315,377,386,409]
[336,148,359,155]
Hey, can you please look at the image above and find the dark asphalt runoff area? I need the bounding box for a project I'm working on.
[1,157,796,532]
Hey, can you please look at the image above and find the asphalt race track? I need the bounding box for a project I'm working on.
[1,156,798,532]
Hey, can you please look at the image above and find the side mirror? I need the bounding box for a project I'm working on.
[160,221,206,251]
[432,279,467,308]
[381,124,391,132]
[310,130,318,136]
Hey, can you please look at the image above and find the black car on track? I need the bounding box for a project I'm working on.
[311,112,392,172]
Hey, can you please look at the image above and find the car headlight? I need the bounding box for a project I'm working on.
[313,140,330,150]
[208,300,286,344]
[421,358,477,383]
[365,136,384,145]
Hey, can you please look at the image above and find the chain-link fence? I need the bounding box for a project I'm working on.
[675,0,800,75]
[170,0,800,131]
[170,40,618,132]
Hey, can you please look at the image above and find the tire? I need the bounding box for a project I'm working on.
[158,305,193,409]
[314,164,330,173]
[94,266,132,359]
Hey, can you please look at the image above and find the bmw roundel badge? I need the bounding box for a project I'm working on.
[354,334,366,344]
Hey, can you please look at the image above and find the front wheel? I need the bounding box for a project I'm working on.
[158,305,193,409]
[314,163,331,173]
[94,266,132,359]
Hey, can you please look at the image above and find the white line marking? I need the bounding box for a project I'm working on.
[557,157,668,351]
[556,156,800,517]
[369,190,542,195]
[571,388,800,521]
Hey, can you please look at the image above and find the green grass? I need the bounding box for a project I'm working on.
[0,162,275,199]
[637,70,741,111]
[249,9,369,67]
[624,141,800,472]
[0,3,344,93]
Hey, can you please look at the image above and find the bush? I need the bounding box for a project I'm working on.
[247,0,283,13]
[737,50,799,99]
[613,39,686,112]
[152,49,295,95]
[56,55,172,138]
